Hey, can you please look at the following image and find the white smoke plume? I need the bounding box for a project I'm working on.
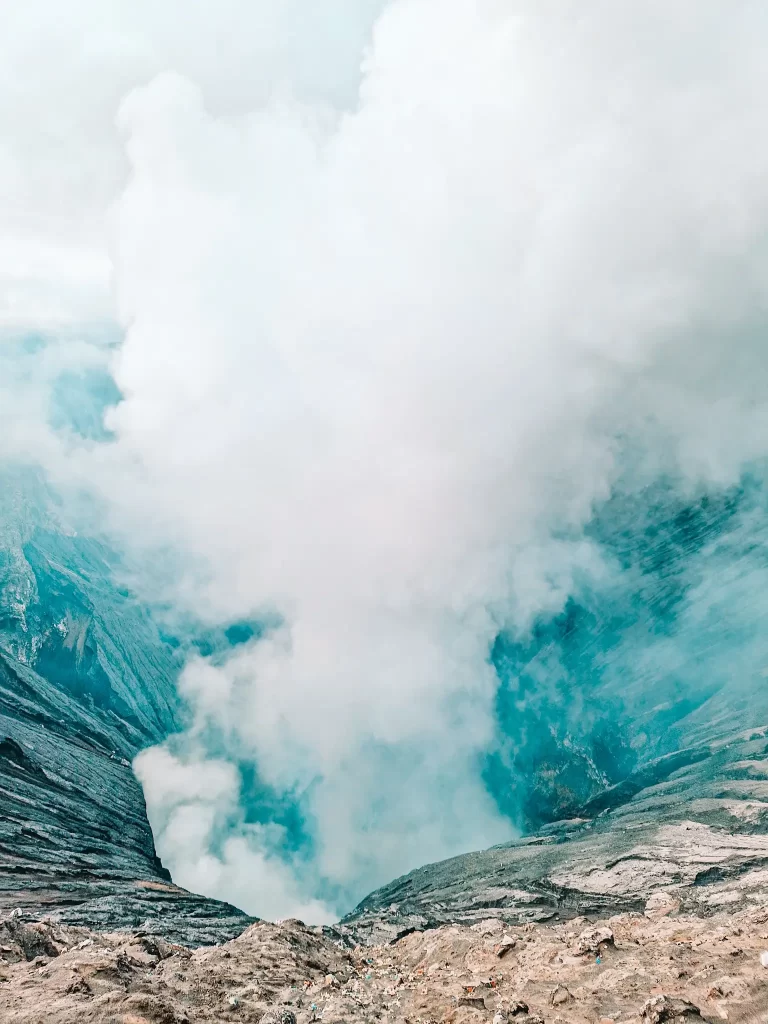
[5,1,768,919]
[0,0,383,327]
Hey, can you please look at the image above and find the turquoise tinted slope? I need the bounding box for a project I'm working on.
[0,468,255,943]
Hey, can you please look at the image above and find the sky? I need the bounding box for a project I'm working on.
[3,1,768,921]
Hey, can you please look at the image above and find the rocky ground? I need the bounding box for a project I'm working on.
[3,904,768,1024]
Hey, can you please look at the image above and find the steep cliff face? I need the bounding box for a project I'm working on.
[0,649,254,944]
[0,470,179,747]
[0,470,254,943]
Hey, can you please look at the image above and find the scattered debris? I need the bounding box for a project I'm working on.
[2,909,768,1022]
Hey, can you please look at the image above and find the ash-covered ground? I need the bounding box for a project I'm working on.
[2,904,768,1023]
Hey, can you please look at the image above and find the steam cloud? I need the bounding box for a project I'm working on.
[4,1,768,920]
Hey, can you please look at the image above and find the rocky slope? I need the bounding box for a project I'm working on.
[0,469,255,944]
[3,905,768,1022]
[340,714,768,946]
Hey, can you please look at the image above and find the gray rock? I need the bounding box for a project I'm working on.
[0,649,255,945]
[574,925,614,955]
[0,473,255,945]
[642,995,708,1023]
[458,994,487,1009]
[340,718,768,945]
[259,1011,297,1024]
